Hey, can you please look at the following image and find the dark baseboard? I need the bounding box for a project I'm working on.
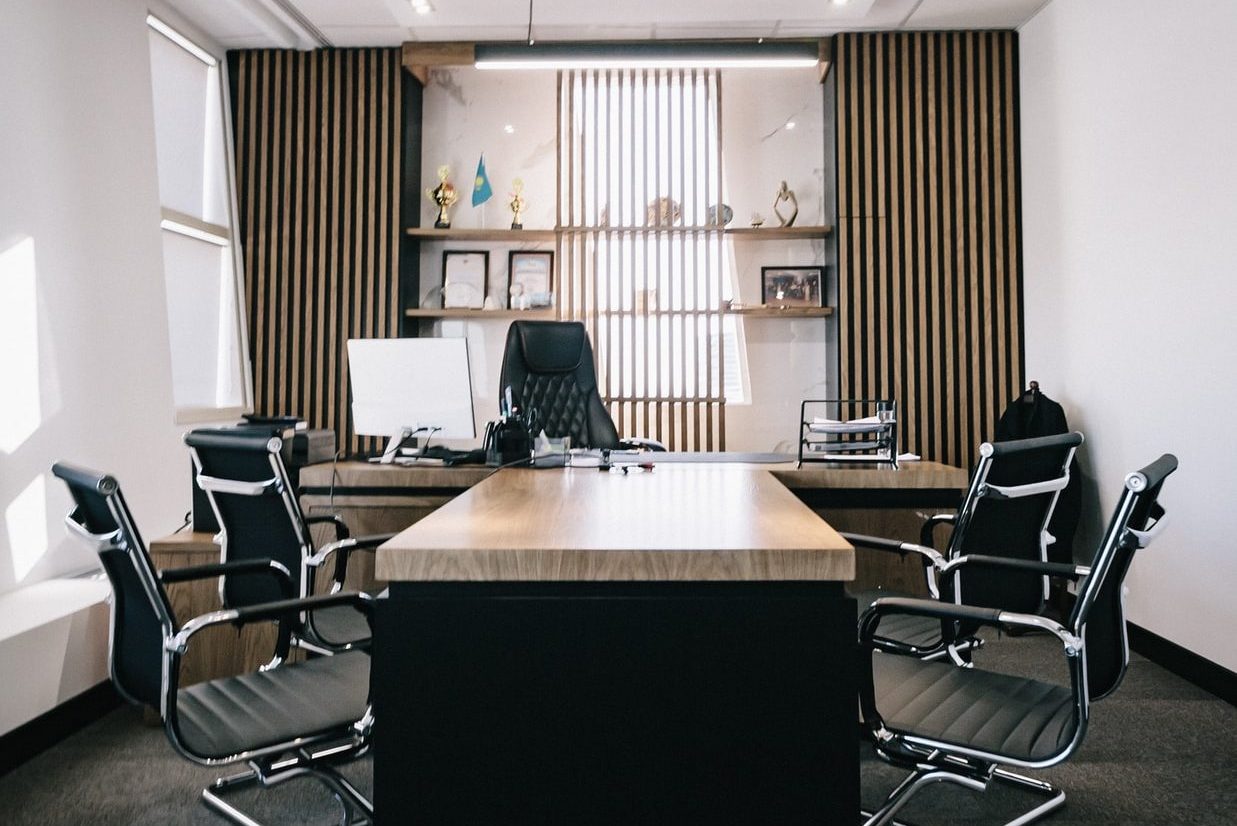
[0,681,120,777]
[1128,623,1236,706]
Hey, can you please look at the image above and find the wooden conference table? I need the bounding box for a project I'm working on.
[353,459,965,824]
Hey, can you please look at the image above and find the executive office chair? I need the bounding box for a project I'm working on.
[185,428,391,651]
[844,432,1083,661]
[858,452,1177,825]
[499,320,665,451]
[52,462,374,825]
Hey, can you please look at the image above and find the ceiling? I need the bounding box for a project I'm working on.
[164,0,1053,51]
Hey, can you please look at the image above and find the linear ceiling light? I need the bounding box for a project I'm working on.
[474,41,819,71]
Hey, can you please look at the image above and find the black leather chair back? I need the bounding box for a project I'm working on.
[184,429,310,607]
[499,321,620,449]
[1072,453,1177,700]
[52,463,173,708]
[949,432,1083,614]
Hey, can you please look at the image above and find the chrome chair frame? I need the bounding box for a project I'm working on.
[56,464,375,825]
[186,431,392,652]
[858,454,1176,826]
[844,432,1083,662]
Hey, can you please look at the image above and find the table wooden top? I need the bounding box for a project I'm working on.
[299,461,493,491]
[303,458,966,493]
[772,461,966,490]
[377,467,855,583]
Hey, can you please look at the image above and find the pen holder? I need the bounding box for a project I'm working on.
[485,418,533,467]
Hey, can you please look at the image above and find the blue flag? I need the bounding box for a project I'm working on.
[472,155,493,207]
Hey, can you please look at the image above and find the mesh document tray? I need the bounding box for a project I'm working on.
[798,399,898,467]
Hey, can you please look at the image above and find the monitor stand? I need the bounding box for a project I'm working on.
[375,426,442,464]
[378,427,415,465]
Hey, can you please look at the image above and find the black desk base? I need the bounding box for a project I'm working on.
[373,581,858,824]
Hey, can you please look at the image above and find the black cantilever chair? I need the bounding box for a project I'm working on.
[844,432,1083,661]
[184,428,392,652]
[858,453,1177,826]
[52,462,375,825]
[499,320,665,451]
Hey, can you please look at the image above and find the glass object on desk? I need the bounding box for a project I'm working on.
[877,401,896,424]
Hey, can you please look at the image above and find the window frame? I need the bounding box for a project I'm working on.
[147,12,252,424]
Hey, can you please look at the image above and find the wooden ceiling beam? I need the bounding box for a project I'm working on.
[402,41,476,85]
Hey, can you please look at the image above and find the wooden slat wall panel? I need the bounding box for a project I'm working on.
[834,32,1023,469]
[229,49,402,455]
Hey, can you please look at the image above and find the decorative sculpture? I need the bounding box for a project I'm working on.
[772,180,799,227]
[425,165,459,229]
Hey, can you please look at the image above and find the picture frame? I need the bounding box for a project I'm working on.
[442,250,489,309]
[761,265,825,308]
[507,250,554,310]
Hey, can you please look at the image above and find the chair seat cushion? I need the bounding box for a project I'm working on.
[175,650,369,758]
[873,653,1077,763]
[310,602,373,648]
[851,588,948,652]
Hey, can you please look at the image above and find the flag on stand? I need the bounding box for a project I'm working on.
[472,155,493,207]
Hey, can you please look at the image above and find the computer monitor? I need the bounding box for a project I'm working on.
[347,338,477,460]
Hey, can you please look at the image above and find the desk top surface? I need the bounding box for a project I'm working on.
[377,467,855,583]
[302,457,966,493]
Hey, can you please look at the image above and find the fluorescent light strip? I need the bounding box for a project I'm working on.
[475,41,820,71]
[147,14,217,67]
[161,217,230,247]
[478,57,819,70]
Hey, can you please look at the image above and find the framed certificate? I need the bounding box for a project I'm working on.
[507,250,554,309]
[442,250,489,309]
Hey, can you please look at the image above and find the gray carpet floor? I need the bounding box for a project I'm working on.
[1,631,1233,824]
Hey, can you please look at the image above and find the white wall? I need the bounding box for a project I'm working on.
[1020,0,1237,670]
[0,0,194,729]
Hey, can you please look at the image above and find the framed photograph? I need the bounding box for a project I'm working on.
[761,265,825,308]
[442,250,489,309]
[508,250,554,310]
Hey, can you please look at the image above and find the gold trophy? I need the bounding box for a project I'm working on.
[508,178,527,230]
[425,165,459,229]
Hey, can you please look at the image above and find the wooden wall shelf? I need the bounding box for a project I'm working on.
[405,308,557,320]
[725,225,833,239]
[406,228,558,242]
[722,305,834,318]
[557,224,831,237]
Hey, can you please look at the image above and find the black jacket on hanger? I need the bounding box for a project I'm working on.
[994,385,1082,565]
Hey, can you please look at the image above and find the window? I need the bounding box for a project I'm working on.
[146,15,250,420]
[559,69,747,450]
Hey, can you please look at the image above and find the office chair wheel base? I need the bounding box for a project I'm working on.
[200,760,374,826]
[861,764,1066,826]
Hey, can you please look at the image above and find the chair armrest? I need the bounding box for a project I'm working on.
[168,591,374,655]
[919,514,956,549]
[860,596,1082,654]
[307,534,396,589]
[620,437,667,452]
[941,554,1090,582]
[304,513,351,541]
[158,559,294,600]
[860,596,1001,648]
[840,533,947,570]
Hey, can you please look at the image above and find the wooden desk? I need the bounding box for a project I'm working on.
[376,467,854,582]
[303,458,968,594]
[372,466,860,824]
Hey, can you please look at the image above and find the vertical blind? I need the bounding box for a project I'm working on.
[557,69,728,450]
